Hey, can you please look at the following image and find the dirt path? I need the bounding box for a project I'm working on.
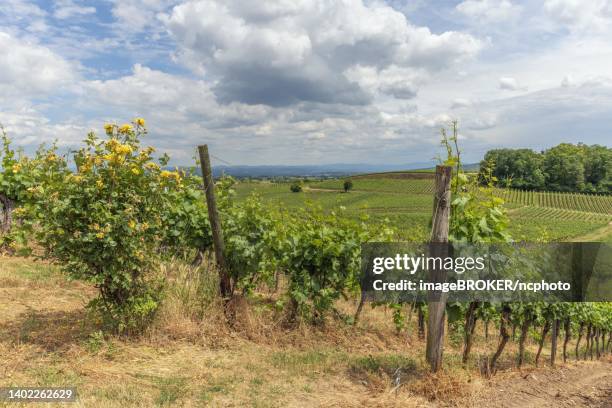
[467,359,612,407]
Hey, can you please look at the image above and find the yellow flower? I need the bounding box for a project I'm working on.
[96,232,105,239]
[106,138,119,150]
[27,186,43,195]
[118,124,133,134]
[80,163,92,173]
[46,153,57,163]
[160,170,181,182]
[128,219,136,229]
[68,174,83,183]
[131,167,141,175]
[12,163,21,173]
[13,207,26,217]
[134,118,145,127]
[115,144,133,155]
[144,162,160,171]
[104,124,114,134]
[96,180,104,188]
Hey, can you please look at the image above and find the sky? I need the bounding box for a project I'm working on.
[1,0,611,166]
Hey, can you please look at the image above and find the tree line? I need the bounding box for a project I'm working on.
[479,143,611,194]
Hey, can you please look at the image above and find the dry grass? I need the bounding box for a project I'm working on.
[1,256,608,407]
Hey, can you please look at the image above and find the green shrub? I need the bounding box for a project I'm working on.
[289,181,303,192]
[343,179,353,192]
[24,120,182,333]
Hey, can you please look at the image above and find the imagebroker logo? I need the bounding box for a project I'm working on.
[372,279,571,293]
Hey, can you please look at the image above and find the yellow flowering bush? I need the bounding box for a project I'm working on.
[28,119,184,333]
[0,129,66,250]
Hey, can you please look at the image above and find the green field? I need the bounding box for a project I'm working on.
[234,175,612,242]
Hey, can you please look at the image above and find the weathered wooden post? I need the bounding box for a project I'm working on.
[550,318,559,366]
[426,165,451,372]
[0,193,13,234]
[198,145,232,298]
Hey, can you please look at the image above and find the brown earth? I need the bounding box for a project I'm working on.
[465,359,611,407]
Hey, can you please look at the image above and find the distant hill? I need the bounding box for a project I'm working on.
[199,162,437,178]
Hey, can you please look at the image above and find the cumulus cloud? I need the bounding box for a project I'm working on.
[75,62,458,164]
[544,0,612,32]
[161,0,482,106]
[498,76,525,91]
[53,1,96,19]
[457,81,612,147]
[109,0,177,30]
[0,0,46,20]
[0,0,48,33]
[456,0,522,23]
[0,31,74,102]
[85,64,274,128]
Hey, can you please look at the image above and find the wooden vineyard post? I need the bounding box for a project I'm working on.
[0,193,13,234]
[198,145,232,298]
[426,165,452,372]
[550,319,559,366]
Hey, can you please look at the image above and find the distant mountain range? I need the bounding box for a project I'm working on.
[208,162,438,178]
[179,162,480,178]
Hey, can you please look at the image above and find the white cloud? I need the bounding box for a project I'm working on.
[456,0,522,23]
[54,1,96,20]
[161,0,482,106]
[457,81,612,148]
[0,0,48,33]
[111,0,177,31]
[0,0,46,19]
[498,76,525,91]
[0,31,74,102]
[343,65,424,100]
[85,64,273,125]
[561,75,573,87]
[544,0,612,32]
[451,98,472,109]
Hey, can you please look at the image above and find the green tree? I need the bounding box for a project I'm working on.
[542,143,586,192]
[583,144,611,193]
[343,179,353,193]
[480,148,544,190]
[290,181,303,192]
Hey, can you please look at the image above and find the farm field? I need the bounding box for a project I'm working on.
[234,174,612,242]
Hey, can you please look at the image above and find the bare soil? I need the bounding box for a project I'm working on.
[466,359,612,407]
